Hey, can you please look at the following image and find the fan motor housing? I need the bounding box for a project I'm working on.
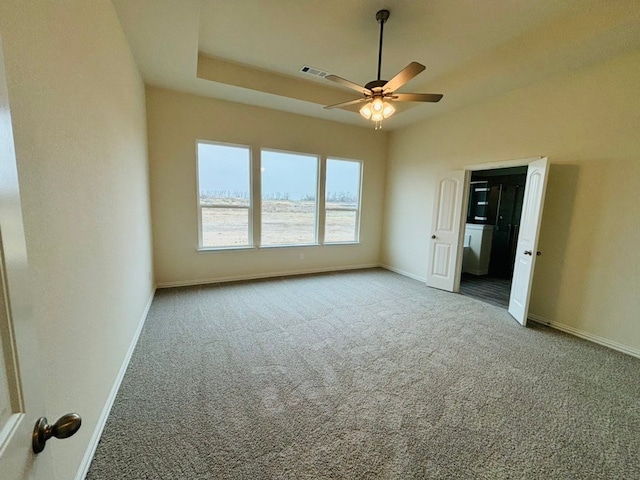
[365,80,387,91]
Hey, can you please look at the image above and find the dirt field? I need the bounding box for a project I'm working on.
[201,200,357,246]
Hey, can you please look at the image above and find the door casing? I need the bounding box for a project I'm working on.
[426,158,547,312]
[454,157,546,320]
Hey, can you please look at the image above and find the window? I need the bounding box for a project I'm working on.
[325,158,362,243]
[261,150,318,246]
[196,142,363,250]
[197,142,251,248]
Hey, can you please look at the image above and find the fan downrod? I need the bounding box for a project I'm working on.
[375,10,390,81]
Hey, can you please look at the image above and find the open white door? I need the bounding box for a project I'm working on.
[508,157,549,325]
[0,34,56,480]
[426,170,467,292]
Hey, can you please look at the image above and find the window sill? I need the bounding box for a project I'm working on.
[197,246,256,253]
[196,242,361,252]
[259,243,320,249]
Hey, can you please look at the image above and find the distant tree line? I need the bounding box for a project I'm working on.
[201,190,249,199]
[201,190,357,203]
[264,192,293,201]
[326,192,357,203]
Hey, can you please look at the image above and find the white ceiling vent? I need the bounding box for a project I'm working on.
[300,65,330,78]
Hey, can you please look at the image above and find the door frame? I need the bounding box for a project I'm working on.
[453,156,544,294]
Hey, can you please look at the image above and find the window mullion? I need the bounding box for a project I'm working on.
[251,146,261,247]
[355,160,363,242]
[318,156,326,245]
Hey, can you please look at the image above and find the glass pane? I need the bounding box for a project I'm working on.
[325,159,360,208]
[197,142,251,247]
[325,159,361,242]
[325,210,357,243]
[201,207,249,247]
[261,151,318,245]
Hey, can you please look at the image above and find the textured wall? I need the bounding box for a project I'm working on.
[0,1,154,477]
[382,48,640,354]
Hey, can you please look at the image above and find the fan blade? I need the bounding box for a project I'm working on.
[325,75,372,95]
[324,97,369,110]
[391,92,443,103]
[382,62,426,93]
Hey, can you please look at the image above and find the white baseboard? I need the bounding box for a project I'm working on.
[528,313,640,359]
[75,287,156,480]
[379,264,427,283]
[156,264,380,289]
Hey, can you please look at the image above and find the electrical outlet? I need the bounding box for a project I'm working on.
[299,253,304,260]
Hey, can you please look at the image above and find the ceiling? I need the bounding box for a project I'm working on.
[112,0,640,131]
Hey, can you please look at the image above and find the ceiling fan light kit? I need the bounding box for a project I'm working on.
[359,98,395,130]
[324,9,443,129]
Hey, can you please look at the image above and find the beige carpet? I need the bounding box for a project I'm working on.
[87,268,640,479]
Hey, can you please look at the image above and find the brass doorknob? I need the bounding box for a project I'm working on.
[32,413,82,454]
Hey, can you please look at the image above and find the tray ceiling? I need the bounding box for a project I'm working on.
[112,0,640,130]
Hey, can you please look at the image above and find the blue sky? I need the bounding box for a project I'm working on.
[262,150,317,199]
[326,159,360,197]
[198,143,360,199]
[198,143,250,194]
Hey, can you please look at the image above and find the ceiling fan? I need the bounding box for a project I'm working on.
[324,9,443,129]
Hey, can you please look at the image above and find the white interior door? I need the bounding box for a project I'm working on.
[0,34,55,480]
[426,170,467,292]
[508,157,550,325]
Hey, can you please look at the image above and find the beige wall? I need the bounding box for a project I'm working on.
[146,87,388,286]
[0,1,153,478]
[382,48,640,353]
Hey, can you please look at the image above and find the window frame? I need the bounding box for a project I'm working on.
[323,157,363,245]
[194,140,365,252]
[259,148,321,248]
[196,139,254,251]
